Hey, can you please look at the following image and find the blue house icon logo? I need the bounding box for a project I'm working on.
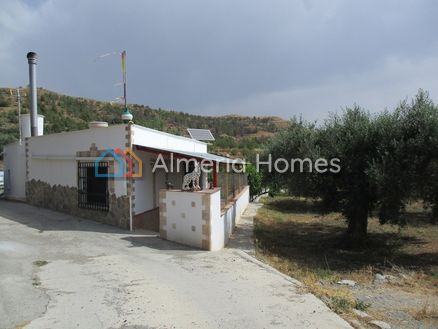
[95,149,125,178]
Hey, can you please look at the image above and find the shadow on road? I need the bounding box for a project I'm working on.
[121,236,199,251]
[0,199,130,234]
[0,199,203,252]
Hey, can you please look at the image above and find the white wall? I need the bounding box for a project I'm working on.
[234,186,250,224]
[209,190,225,251]
[30,159,77,187]
[133,148,185,215]
[6,123,211,204]
[133,150,154,214]
[133,149,173,214]
[3,142,26,200]
[131,124,210,214]
[164,191,204,248]
[132,125,207,153]
[217,186,250,249]
[28,124,126,156]
[194,142,207,153]
[27,125,127,197]
[160,187,249,251]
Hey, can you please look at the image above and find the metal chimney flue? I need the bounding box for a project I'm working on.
[27,51,38,137]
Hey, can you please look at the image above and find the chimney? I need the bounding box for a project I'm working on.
[27,52,38,137]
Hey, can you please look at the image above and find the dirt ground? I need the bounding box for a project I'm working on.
[254,196,438,329]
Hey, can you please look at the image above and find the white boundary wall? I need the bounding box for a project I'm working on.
[3,142,26,200]
[160,186,250,250]
[217,186,250,248]
[162,190,204,248]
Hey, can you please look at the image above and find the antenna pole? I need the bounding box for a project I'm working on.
[120,50,133,122]
[123,75,127,110]
[121,50,127,110]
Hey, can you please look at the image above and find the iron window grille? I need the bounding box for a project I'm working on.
[78,161,109,211]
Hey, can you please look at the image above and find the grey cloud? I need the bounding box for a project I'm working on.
[1,0,437,121]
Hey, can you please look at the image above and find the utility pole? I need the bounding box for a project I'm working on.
[16,88,22,145]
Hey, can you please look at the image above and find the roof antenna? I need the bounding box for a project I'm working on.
[120,50,133,122]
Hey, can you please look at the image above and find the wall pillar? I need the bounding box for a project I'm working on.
[213,162,218,187]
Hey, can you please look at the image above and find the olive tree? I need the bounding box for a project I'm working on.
[265,90,438,245]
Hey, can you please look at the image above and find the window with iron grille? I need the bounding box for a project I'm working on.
[78,161,109,211]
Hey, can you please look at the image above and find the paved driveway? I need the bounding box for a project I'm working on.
[0,200,351,329]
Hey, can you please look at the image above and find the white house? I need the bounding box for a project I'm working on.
[3,119,249,251]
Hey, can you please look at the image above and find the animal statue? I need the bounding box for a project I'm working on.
[182,162,201,191]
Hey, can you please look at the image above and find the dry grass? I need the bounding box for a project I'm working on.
[254,196,438,320]
[407,302,438,320]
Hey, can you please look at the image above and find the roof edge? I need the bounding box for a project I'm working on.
[132,124,207,146]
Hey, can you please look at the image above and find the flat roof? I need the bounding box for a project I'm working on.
[132,124,207,146]
[10,123,207,147]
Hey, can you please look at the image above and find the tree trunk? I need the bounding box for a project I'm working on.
[345,207,368,248]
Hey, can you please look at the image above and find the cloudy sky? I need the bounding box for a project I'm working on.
[1,0,438,121]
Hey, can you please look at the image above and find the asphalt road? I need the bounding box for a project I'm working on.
[0,200,351,329]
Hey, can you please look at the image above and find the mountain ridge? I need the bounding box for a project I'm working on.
[0,87,287,157]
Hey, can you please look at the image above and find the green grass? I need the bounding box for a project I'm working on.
[355,300,371,311]
[328,296,354,314]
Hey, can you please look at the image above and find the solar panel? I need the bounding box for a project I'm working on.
[187,128,215,141]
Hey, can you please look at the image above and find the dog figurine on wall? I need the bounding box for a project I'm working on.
[182,162,201,191]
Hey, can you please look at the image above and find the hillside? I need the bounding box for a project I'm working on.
[0,88,287,158]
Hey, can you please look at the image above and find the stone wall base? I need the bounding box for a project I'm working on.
[26,179,130,229]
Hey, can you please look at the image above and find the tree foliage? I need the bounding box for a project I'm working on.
[265,90,438,244]
[246,163,263,200]
[0,88,287,155]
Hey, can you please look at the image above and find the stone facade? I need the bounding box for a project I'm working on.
[159,189,216,250]
[26,179,130,229]
[201,193,211,250]
[159,190,167,239]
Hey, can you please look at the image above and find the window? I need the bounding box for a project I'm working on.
[78,161,109,211]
